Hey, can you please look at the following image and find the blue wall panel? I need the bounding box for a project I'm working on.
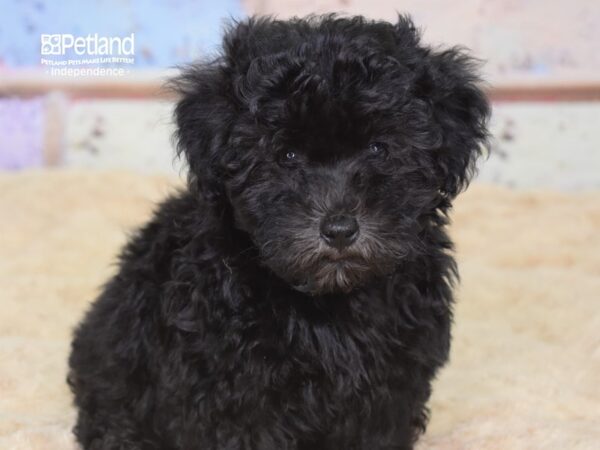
[0,0,244,68]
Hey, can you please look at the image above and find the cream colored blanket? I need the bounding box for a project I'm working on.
[1,171,598,449]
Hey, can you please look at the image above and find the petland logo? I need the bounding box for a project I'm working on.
[41,33,135,56]
[40,33,135,77]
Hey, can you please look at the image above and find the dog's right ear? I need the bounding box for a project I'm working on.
[170,18,282,203]
[221,16,291,75]
[170,63,234,203]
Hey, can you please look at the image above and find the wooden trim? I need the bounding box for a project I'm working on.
[2,70,600,102]
[0,70,177,99]
[489,78,600,102]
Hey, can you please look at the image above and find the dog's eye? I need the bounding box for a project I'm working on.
[277,150,300,167]
[368,142,388,156]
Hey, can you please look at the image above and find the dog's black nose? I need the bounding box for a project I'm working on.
[320,214,359,249]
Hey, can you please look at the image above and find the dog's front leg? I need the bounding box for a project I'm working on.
[356,387,429,450]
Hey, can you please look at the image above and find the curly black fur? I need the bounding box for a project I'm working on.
[68,14,489,450]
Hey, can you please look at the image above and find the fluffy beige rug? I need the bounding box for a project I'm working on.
[1,170,598,449]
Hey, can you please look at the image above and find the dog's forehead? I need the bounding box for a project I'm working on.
[251,46,400,105]
[237,31,412,158]
[249,61,400,153]
[281,103,373,156]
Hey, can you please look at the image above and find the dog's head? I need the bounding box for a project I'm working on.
[172,15,489,294]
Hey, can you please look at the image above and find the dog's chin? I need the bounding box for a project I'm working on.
[259,234,405,296]
[274,258,375,296]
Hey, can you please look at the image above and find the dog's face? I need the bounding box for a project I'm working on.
[173,16,489,294]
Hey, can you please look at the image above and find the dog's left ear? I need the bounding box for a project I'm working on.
[417,47,491,197]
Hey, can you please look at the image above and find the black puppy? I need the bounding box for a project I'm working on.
[69,15,489,450]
